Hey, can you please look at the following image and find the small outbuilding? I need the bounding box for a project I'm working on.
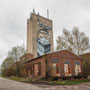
[25,50,83,78]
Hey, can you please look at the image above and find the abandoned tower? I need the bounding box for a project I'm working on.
[26,10,83,78]
[27,9,54,57]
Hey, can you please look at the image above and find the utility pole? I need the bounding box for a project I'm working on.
[47,9,49,19]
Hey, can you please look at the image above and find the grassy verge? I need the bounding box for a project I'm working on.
[4,76,32,83]
[48,80,90,85]
[3,76,90,85]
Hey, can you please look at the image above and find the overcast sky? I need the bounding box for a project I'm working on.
[0,0,90,65]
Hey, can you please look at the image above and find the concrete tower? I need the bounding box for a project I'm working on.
[27,10,53,57]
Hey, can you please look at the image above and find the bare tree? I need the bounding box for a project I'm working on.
[1,57,16,76]
[56,27,90,55]
[1,45,26,77]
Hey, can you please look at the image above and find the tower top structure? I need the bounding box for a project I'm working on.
[27,10,53,57]
[47,9,49,19]
[33,7,35,13]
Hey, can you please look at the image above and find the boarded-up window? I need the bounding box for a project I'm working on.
[30,66,32,75]
[52,58,60,75]
[52,64,56,73]
[30,65,34,75]
[64,64,71,74]
[64,60,71,76]
[38,63,41,76]
[34,64,39,76]
[34,63,41,76]
[75,61,81,75]
[56,64,59,73]
[52,63,60,74]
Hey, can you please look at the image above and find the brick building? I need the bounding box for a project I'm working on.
[80,53,90,75]
[20,53,34,62]
[26,50,83,78]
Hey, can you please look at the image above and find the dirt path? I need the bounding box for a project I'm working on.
[0,77,43,90]
[0,77,90,90]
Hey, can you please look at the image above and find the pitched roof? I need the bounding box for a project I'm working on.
[48,50,82,59]
[80,53,90,57]
[20,53,34,62]
[80,53,90,60]
[25,50,81,63]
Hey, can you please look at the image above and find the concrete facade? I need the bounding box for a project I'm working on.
[27,11,53,57]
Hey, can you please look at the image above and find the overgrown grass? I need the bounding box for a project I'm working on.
[5,76,32,83]
[48,80,90,85]
[3,76,90,85]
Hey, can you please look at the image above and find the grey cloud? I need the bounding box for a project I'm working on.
[0,0,90,65]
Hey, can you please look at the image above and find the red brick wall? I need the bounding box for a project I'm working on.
[26,50,83,78]
[20,53,34,61]
[47,50,83,77]
[26,57,46,78]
